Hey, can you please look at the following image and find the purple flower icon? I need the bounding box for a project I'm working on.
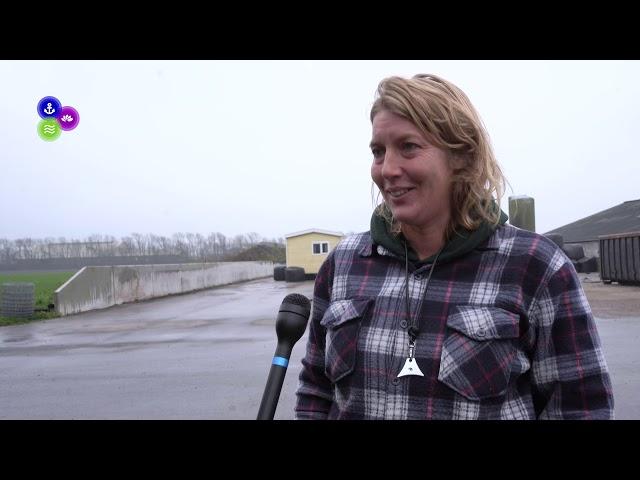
[57,106,80,131]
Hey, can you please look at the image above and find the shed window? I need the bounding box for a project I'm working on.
[312,242,329,255]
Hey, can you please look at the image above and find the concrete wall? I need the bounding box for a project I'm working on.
[54,267,115,315]
[286,233,342,274]
[54,261,273,316]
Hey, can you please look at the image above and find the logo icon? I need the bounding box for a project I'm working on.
[57,106,80,131]
[37,96,62,119]
[36,96,80,140]
[37,119,62,141]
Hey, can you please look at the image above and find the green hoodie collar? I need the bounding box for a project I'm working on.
[369,208,508,265]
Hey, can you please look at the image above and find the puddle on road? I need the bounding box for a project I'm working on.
[50,318,226,335]
[0,336,267,355]
[2,335,32,343]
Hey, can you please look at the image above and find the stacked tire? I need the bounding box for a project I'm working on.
[563,244,585,261]
[575,257,598,274]
[545,233,564,249]
[273,266,286,281]
[285,267,306,282]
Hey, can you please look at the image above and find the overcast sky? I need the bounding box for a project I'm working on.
[1,60,639,241]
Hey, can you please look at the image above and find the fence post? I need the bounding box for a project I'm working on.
[509,195,536,232]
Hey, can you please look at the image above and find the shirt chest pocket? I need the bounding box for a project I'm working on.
[320,298,373,383]
[438,306,521,401]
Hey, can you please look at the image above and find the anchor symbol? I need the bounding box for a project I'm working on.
[44,103,55,115]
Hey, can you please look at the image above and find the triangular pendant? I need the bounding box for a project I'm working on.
[397,357,424,377]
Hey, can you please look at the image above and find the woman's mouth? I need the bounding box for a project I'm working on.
[386,187,414,199]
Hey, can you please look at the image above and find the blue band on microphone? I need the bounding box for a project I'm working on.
[272,356,288,367]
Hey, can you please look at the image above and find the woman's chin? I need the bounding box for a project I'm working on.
[389,208,415,225]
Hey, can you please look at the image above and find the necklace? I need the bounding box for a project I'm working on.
[397,240,443,378]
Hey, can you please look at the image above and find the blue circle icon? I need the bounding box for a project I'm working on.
[37,96,62,119]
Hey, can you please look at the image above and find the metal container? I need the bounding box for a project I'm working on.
[599,231,640,284]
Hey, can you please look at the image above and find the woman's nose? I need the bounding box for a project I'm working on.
[381,151,402,179]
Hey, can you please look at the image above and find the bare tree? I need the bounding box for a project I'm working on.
[0,238,15,263]
[247,232,261,245]
[0,229,281,267]
[119,236,135,256]
[194,233,206,260]
[172,232,188,257]
[131,233,147,256]
[216,232,227,257]
[158,235,172,256]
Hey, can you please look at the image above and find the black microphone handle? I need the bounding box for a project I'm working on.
[257,342,293,420]
[256,293,310,420]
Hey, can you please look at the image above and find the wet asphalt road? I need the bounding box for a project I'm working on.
[0,278,314,420]
[1,277,638,419]
[595,315,640,420]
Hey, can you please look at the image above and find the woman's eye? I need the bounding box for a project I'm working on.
[402,142,419,152]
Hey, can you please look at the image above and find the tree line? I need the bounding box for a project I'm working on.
[0,232,285,264]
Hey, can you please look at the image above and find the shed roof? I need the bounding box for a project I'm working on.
[545,200,640,242]
[284,228,344,239]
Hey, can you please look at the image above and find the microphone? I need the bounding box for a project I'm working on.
[257,293,311,420]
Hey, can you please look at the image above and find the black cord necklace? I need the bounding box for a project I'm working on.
[398,239,443,378]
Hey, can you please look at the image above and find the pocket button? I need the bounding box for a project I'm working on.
[392,378,400,386]
[400,320,408,329]
[476,327,487,338]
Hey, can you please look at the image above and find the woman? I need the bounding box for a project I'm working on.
[295,73,614,420]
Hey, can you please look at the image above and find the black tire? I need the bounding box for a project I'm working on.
[578,257,598,274]
[545,233,564,249]
[563,244,584,261]
[273,266,286,281]
[285,267,306,282]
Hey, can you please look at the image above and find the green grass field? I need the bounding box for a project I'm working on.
[0,271,75,326]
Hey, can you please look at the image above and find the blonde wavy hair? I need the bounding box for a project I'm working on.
[370,73,507,239]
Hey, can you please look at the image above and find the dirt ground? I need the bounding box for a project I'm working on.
[579,273,640,318]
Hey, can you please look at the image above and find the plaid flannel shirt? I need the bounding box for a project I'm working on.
[295,224,614,420]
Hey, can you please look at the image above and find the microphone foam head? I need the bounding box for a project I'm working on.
[277,293,312,344]
[282,293,311,310]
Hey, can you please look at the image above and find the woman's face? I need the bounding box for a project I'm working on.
[370,109,454,232]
